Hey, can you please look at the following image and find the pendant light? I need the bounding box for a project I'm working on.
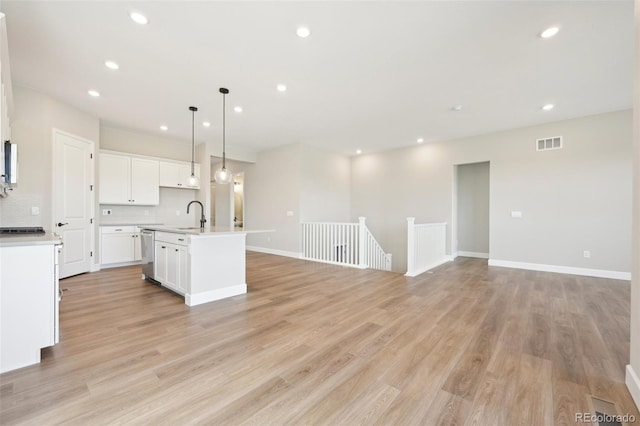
[214,87,233,184]
[188,106,199,186]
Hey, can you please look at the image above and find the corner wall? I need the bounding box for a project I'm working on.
[626,0,640,409]
[351,110,633,274]
[0,85,100,265]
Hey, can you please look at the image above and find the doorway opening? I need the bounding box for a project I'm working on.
[453,161,490,259]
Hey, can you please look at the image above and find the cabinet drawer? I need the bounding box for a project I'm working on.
[101,226,136,234]
[155,232,189,246]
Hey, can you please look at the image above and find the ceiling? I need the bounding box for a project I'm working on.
[0,1,634,156]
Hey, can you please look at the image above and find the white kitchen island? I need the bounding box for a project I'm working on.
[0,233,62,373]
[141,226,270,306]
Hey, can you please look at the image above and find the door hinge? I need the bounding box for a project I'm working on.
[90,184,93,191]
[90,251,93,257]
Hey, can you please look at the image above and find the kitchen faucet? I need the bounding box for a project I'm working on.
[187,201,207,229]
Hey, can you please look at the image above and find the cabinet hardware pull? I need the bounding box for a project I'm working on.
[161,246,166,249]
[175,249,178,252]
[115,229,122,231]
[178,238,184,241]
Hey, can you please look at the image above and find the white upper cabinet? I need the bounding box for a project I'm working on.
[159,161,200,189]
[99,153,159,205]
[131,158,160,205]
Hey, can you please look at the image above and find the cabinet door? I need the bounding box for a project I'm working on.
[165,244,179,291]
[131,158,159,205]
[154,241,168,284]
[177,245,189,293]
[99,154,131,204]
[101,233,135,264]
[133,233,142,261]
[159,162,181,188]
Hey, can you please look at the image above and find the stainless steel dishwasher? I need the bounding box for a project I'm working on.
[140,229,157,282]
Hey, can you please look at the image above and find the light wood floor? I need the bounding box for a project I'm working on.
[1,253,638,425]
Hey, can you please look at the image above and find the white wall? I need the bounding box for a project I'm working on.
[456,162,490,255]
[243,143,351,256]
[300,145,351,223]
[244,144,302,255]
[627,0,640,408]
[0,85,100,260]
[351,110,633,274]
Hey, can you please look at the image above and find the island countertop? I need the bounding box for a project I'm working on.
[140,225,273,236]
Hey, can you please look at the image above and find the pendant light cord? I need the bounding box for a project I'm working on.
[222,92,226,169]
[191,108,195,176]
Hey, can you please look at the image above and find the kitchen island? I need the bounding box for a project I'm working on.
[0,233,62,373]
[140,226,271,306]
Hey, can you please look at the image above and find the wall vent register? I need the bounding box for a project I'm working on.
[536,136,562,151]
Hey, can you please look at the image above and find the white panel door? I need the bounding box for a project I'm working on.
[54,131,94,279]
[130,158,159,205]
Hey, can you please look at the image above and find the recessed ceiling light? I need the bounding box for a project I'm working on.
[88,90,100,97]
[417,138,424,143]
[105,61,119,70]
[234,106,243,113]
[540,26,559,39]
[160,125,168,131]
[203,121,211,127]
[356,149,362,155]
[542,103,555,111]
[130,11,148,25]
[452,105,463,111]
[296,27,311,38]
[277,84,287,92]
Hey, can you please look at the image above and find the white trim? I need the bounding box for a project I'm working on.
[300,256,365,269]
[488,259,631,280]
[405,257,452,277]
[90,263,101,272]
[246,245,302,259]
[626,364,640,409]
[451,251,459,259]
[100,261,141,269]
[458,251,489,259]
[186,284,247,306]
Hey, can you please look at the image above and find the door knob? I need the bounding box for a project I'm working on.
[57,222,69,227]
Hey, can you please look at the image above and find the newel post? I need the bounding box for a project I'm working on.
[406,217,415,276]
[358,217,367,268]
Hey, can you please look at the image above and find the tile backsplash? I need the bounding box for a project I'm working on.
[0,193,44,227]
[100,188,199,227]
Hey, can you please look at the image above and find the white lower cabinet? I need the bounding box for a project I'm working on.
[154,232,189,294]
[100,226,142,266]
[0,242,61,373]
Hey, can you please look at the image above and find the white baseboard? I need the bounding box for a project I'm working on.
[405,257,452,277]
[99,260,142,270]
[186,284,247,307]
[488,259,631,280]
[626,364,640,409]
[457,251,489,259]
[90,263,101,272]
[246,246,302,259]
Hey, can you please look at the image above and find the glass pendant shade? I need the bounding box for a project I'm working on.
[188,173,199,186]
[214,167,233,184]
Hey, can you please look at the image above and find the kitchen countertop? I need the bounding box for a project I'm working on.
[141,225,274,236]
[100,222,164,227]
[0,232,63,247]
